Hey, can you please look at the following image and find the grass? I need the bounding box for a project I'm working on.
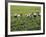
[10,5,41,31]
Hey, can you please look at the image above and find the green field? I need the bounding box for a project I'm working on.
[10,5,41,31]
